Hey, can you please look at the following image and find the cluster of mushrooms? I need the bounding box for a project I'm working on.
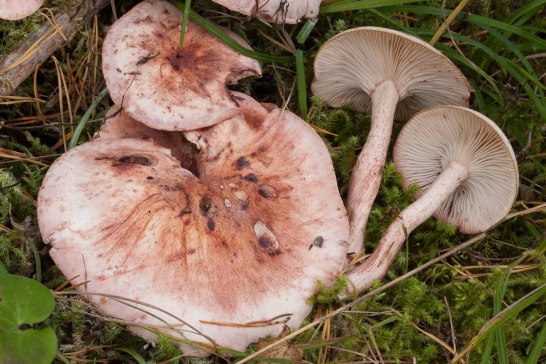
[35,0,519,356]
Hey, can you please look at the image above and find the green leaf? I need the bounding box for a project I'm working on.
[0,272,57,364]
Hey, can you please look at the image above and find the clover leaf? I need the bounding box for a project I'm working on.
[0,262,57,364]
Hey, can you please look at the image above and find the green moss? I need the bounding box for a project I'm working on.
[311,276,349,305]
[0,16,40,57]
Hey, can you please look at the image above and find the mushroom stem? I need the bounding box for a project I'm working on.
[341,160,469,299]
[346,80,399,255]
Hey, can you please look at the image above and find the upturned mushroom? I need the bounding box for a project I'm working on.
[211,0,321,24]
[341,106,519,298]
[102,0,261,131]
[38,93,349,352]
[0,0,43,20]
[311,27,471,256]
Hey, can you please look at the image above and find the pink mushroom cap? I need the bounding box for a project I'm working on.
[102,0,262,131]
[0,0,43,20]
[38,93,349,352]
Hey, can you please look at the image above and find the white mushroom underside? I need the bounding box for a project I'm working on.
[394,106,518,234]
[312,27,470,120]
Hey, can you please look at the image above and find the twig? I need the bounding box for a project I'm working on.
[430,0,470,46]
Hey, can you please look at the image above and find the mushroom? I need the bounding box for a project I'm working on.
[102,0,262,131]
[211,0,321,24]
[311,26,471,256]
[0,0,43,20]
[98,105,199,175]
[341,106,519,298]
[37,93,349,352]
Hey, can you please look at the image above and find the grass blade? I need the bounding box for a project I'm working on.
[481,25,546,92]
[494,270,510,364]
[451,283,546,363]
[480,335,494,364]
[386,5,546,49]
[423,30,546,120]
[178,0,192,48]
[296,19,318,44]
[114,347,147,364]
[69,87,108,150]
[429,0,470,46]
[505,0,546,25]
[295,50,307,117]
[169,1,294,63]
[320,0,422,13]
[526,322,546,364]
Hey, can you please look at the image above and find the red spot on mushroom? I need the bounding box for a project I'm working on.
[243,173,258,183]
[236,156,250,168]
[258,236,280,255]
[207,218,216,231]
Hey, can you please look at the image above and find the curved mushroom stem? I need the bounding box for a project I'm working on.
[340,161,469,300]
[346,80,399,256]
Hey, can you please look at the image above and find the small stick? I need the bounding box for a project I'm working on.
[0,0,110,96]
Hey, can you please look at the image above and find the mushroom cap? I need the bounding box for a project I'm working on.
[38,94,349,352]
[393,106,519,234]
[0,0,43,20]
[97,106,199,175]
[102,0,262,131]
[311,27,471,120]
[212,0,321,24]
